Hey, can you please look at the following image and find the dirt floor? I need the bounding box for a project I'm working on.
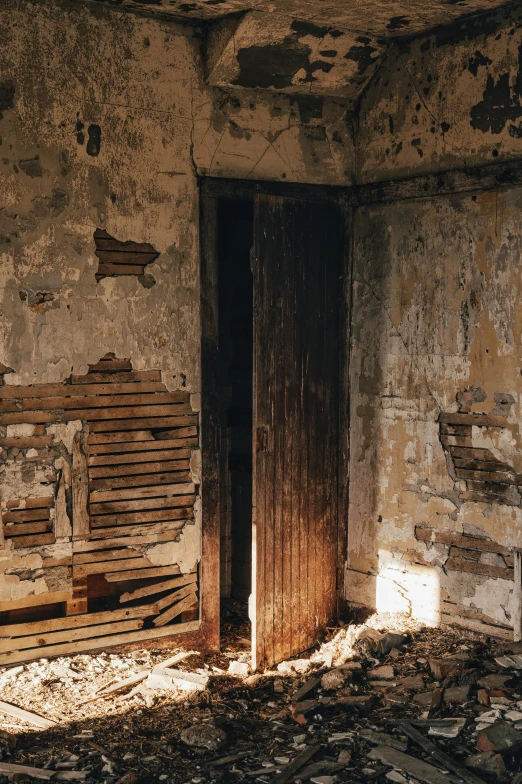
[1,605,522,783]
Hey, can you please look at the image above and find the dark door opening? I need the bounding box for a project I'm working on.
[217,199,254,608]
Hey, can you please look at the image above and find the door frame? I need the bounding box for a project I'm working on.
[199,177,352,653]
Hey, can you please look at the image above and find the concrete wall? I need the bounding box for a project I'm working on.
[348,4,522,636]
[0,0,355,612]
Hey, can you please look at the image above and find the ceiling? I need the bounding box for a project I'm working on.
[71,0,515,37]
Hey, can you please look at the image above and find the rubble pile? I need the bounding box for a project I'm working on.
[1,610,522,783]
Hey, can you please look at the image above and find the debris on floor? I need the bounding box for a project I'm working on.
[1,606,522,783]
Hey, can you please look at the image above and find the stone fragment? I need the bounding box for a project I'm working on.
[321,669,346,690]
[228,660,249,676]
[505,710,522,722]
[396,674,425,691]
[444,685,470,704]
[427,718,466,738]
[477,675,511,690]
[180,724,226,751]
[386,772,408,784]
[478,689,490,706]
[368,665,395,681]
[413,691,436,707]
[465,751,506,780]
[428,657,465,679]
[476,721,522,753]
[278,659,311,675]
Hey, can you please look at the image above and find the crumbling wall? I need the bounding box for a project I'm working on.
[0,0,356,658]
[358,4,522,183]
[347,188,522,637]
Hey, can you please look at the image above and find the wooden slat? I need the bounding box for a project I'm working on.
[440,434,472,447]
[2,508,50,523]
[73,557,155,578]
[0,590,71,613]
[439,412,508,427]
[154,583,197,613]
[89,471,191,491]
[0,622,199,666]
[24,497,54,509]
[90,482,195,503]
[455,468,517,485]
[0,437,53,448]
[9,533,56,548]
[0,619,145,653]
[90,494,195,515]
[73,426,90,540]
[89,415,197,433]
[0,381,169,399]
[105,565,183,582]
[0,605,154,638]
[89,430,155,444]
[120,573,197,603]
[73,531,181,551]
[73,547,143,564]
[445,557,513,580]
[90,507,193,527]
[90,520,186,539]
[459,490,514,504]
[439,423,472,435]
[4,521,53,536]
[89,433,197,454]
[0,393,187,413]
[89,459,189,479]
[94,239,158,255]
[0,404,193,425]
[97,263,147,277]
[89,448,190,467]
[447,445,496,460]
[415,526,510,554]
[71,370,161,384]
[453,457,512,472]
[153,591,198,626]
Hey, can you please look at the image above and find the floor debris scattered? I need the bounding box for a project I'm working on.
[1,607,522,783]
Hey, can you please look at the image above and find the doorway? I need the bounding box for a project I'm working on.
[217,199,254,606]
[200,179,349,669]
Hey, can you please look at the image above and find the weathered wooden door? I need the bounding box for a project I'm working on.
[252,193,344,670]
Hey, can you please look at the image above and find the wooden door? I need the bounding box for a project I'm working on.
[252,193,344,670]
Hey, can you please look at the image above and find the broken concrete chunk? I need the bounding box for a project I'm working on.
[321,669,346,690]
[444,685,470,704]
[476,721,522,753]
[427,718,467,738]
[180,724,226,751]
[465,751,506,780]
[360,729,408,752]
[395,673,425,691]
[495,655,522,670]
[228,660,250,676]
[277,659,311,675]
[367,746,456,784]
[368,665,395,681]
[428,657,465,679]
[477,675,512,690]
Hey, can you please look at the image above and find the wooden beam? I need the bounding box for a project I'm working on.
[120,572,197,603]
[73,426,90,540]
[0,621,200,666]
[153,591,198,627]
[0,605,155,638]
[0,591,71,613]
[0,618,146,653]
[89,482,195,503]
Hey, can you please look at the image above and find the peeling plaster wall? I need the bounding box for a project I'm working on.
[347,188,522,635]
[358,4,522,183]
[0,0,356,618]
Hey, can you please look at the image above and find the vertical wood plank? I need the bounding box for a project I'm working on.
[72,426,90,540]
[514,550,522,642]
[200,185,221,652]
